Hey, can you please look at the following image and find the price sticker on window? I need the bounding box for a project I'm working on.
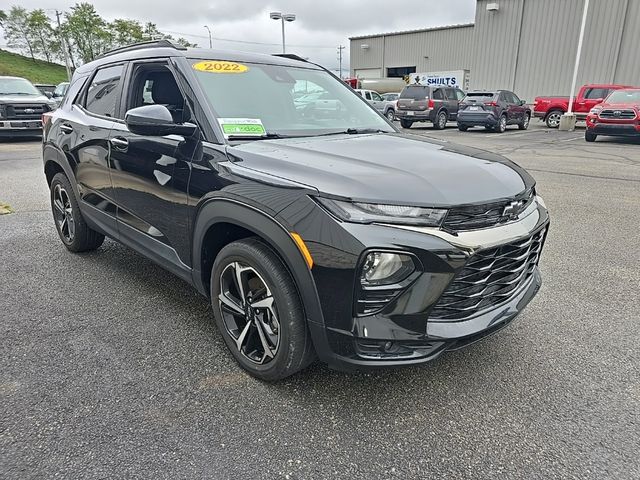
[192,61,249,74]
[217,118,266,137]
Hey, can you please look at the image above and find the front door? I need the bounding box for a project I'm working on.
[108,61,194,275]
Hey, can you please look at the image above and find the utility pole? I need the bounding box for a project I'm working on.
[55,10,72,81]
[337,45,345,79]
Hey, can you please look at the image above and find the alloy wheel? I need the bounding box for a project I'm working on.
[499,115,507,132]
[523,114,530,129]
[52,184,75,243]
[218,262,280,364]
[547,112,561,128]
[439,112,447,129]
[386,110,395,121]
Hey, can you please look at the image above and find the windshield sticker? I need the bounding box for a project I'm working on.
[217,118,266,137]
[192,61,248,74]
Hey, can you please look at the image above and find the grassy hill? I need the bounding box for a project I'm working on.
[0,49,69,84]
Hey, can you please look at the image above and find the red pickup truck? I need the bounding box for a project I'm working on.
[533,84,636,128]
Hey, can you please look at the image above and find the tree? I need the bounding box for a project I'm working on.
[28,9,56,63]
[109,19,144,46]
[2,6,37,61]
[64,3,112,63]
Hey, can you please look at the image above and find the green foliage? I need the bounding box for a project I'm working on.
[0,3,197,67]
[0,49,68,84]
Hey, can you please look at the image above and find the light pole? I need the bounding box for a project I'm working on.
[269,12,296,53]
[204,25,212,48]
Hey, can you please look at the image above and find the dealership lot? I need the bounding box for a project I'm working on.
[1,125,639,478]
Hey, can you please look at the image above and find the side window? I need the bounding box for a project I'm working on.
[511,92,521,104]
[63,76,88,108]
[444,88,457,100]
[498,91,508,103]
[371,92,383,101]
[127,63,185,123]
[432,89,444,100]
[455,89,466,101]
[584,88,607,100]
[84,64,124,118]
[365,91,372,100]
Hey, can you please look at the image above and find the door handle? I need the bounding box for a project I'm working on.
[110,137,129,149]
[59,124,73,134]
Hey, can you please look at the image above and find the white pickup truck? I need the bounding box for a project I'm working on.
[354,89,396,121]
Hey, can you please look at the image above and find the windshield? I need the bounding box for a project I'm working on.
[606,90,640,104]
[190,59,393,138]
[54,82,69,97]
[400,86,429,100]
[0,77,41,95]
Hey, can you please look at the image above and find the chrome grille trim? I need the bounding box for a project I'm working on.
[598,109,636,120]
[429,227,547,321]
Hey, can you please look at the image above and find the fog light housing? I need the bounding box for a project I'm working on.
[360,252,415,286]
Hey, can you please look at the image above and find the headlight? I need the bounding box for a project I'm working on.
[589,108,601,115]
[317,198,447,226]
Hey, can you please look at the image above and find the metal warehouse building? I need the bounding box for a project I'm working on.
[349,0,639,102]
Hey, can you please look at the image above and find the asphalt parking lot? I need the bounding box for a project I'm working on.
[1,122,639,479]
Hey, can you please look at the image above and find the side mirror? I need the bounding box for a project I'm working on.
[125,105,197,137]
[519,100,527,106]
[45,91,53,99]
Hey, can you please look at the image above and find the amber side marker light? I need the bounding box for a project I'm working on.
[290,232,314,269]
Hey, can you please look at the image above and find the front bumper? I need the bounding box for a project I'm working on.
[587,123,640,137]
[297,199,550,372]
[0,119,43,136]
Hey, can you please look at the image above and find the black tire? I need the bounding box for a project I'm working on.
[400,119,413,129]
[545,109,563,128]
[50,173,104,252]
[433,110,447,130]
[385,109,395,121]
[585,131,597,142]
[495,114,507,133]
[210,238,315,381]
[518,113,530,130]
[458,124,468,131]
[484,125,493,131]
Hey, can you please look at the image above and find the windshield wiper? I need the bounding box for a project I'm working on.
[226,132,287,141]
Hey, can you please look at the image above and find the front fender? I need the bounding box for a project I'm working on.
[191,197,326,328]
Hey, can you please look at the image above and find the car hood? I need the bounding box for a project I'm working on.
[0,94,50,104]
[598,101,640,111]
[227,133,535,207]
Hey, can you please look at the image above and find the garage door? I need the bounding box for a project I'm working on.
[354,68,382,79]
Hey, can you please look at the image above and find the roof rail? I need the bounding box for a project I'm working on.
[98,39,187,59]
[272,53,308,63]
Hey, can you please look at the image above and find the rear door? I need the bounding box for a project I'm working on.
[107,59,194,270]
[59,63,125,231]
[444,88,460,119]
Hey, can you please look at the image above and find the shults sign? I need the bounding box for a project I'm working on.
[408,70,470,90]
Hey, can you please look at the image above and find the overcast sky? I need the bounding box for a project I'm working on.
[2,0,477,73]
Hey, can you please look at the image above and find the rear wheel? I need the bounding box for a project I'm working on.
[546,110,563,128]
[458,124,468,131]
[585,131,597,142]
[495,114,507,133]
[433,110,447,130]
[50,173,104,252]
[400,119,413,129]
[518,113,530,130]
[211,238,315,381]
[385,109,395,121]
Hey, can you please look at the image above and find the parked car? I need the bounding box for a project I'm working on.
[354,88,395,120]
[585,88,640,142]
[534,83,636,128]
[381,92,400,120]
[42,41,549,380]
[395,85,465,129]
[53,82,70,99]
[0,76,57,137]
[457,90,531,133]
[34,83,56,98]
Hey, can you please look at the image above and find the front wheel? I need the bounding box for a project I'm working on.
[211,238,315,381]
[519,113,530,130]
[433,110,447,130]
[400,119,413,129]
[585,131,597,142]
[50,173,104,252]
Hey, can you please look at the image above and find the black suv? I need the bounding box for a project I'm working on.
[42,41,549,380]
[457,90,531,133]
[396,85,466,129]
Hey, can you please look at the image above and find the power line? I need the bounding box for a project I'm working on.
[160,29,336,49]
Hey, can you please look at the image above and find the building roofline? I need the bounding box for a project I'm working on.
[349,23,475,41]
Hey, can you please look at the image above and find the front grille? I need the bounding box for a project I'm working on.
[5,104,49,120]
[442,189,534,231]
[429,227,546,321]
[599,109,636,120]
